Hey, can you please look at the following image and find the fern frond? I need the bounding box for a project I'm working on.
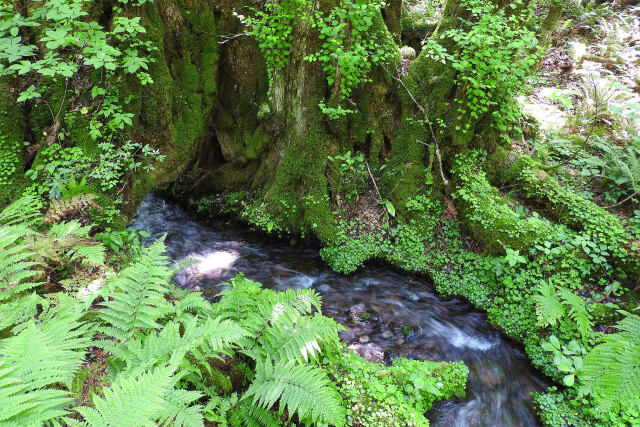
[0,366,73,426]
[255,288,323,329]
[44,195,101,226]
[75,366,175,426]
[228,401,281,427]
[214,274,266,336]
[198,316,247,355]
[0,309,89,425]
[0,293,47,333]
[158,388,205,427]
[261,288,323,319]
[257,314,342,364]
[204,394,239,426]
[70,243,105,267]
[171,290,212,323]
[580,314,640,414]
[244,358,346,426]
[534,282,564,327]
[102,315,245,381]
[37,294,95,350]
[558,288,593,337]
[44,221,104,265]
[0,226,42,301]
[0,193,42,226]
[98,240,173,342]
[46,220,91,240]
[28,220,105,268]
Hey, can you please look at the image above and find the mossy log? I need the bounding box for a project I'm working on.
[497,157,640,277]
[452,155,555,254]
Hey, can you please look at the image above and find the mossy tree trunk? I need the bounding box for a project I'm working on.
[0,0,563,250]
[158,0,564,249]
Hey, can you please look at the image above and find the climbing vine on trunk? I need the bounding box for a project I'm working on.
[240,0,395,119]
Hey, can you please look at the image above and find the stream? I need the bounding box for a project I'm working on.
[130,193,548,426]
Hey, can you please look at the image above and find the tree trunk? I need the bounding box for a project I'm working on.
[0,0,564,248]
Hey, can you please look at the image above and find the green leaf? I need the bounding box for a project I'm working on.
[382,200,396,217]
[563,374,575,387]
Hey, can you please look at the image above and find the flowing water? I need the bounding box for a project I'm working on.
[130,193,548,426]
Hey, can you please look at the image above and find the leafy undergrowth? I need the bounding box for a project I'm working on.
[0,196,468,426]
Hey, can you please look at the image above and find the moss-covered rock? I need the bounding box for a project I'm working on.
[330,351,468,426]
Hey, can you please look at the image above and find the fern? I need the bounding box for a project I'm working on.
[44,194,101,226]
[73,366,175,426]
[259,288,323,320]
[0,226,42,301]
[0,293,47,333]
[72,365,205,427]
[580,314,640,414]
[97,239,173,342]
[244,358,346,426]
[171,288,213,323]
[534,283,593,337]
[534,282,564,327]
[558,287,593,338]
[257,314,343,364]
[101,316,245,378]
[213,274,267,336]
[38,221,105,268]
[0,305,89,426]
[1,200,105,305]
[257,288,323,330]
[0,193,42,227]
[228,401,281,427]
[70,244,105,267]
[591,136,640,195]
[159,388,205,427]
[204,394,240,426]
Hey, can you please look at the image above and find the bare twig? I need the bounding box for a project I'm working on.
[434,141,449,186]
[217,33,251,44]
[383,66,449,185]
[417,139,449,186]
[365,159,382,203]
[605,190,640,209]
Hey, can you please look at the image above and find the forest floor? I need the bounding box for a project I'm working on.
[509,3,640,240]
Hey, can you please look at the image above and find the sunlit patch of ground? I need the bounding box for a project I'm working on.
[521,4,640,139]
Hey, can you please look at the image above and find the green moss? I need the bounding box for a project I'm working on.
[452,152,555,254]
[122,1,220,199]
[201,368,233,396]
[502,156,637,276]
[262,105,339,241]
[401,14,437,37]
[0,137,24,207]
[28,78,69,145]
[64,111,97,156]
[379,118,430,217]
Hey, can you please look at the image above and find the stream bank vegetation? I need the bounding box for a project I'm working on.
[0,0,639,425]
